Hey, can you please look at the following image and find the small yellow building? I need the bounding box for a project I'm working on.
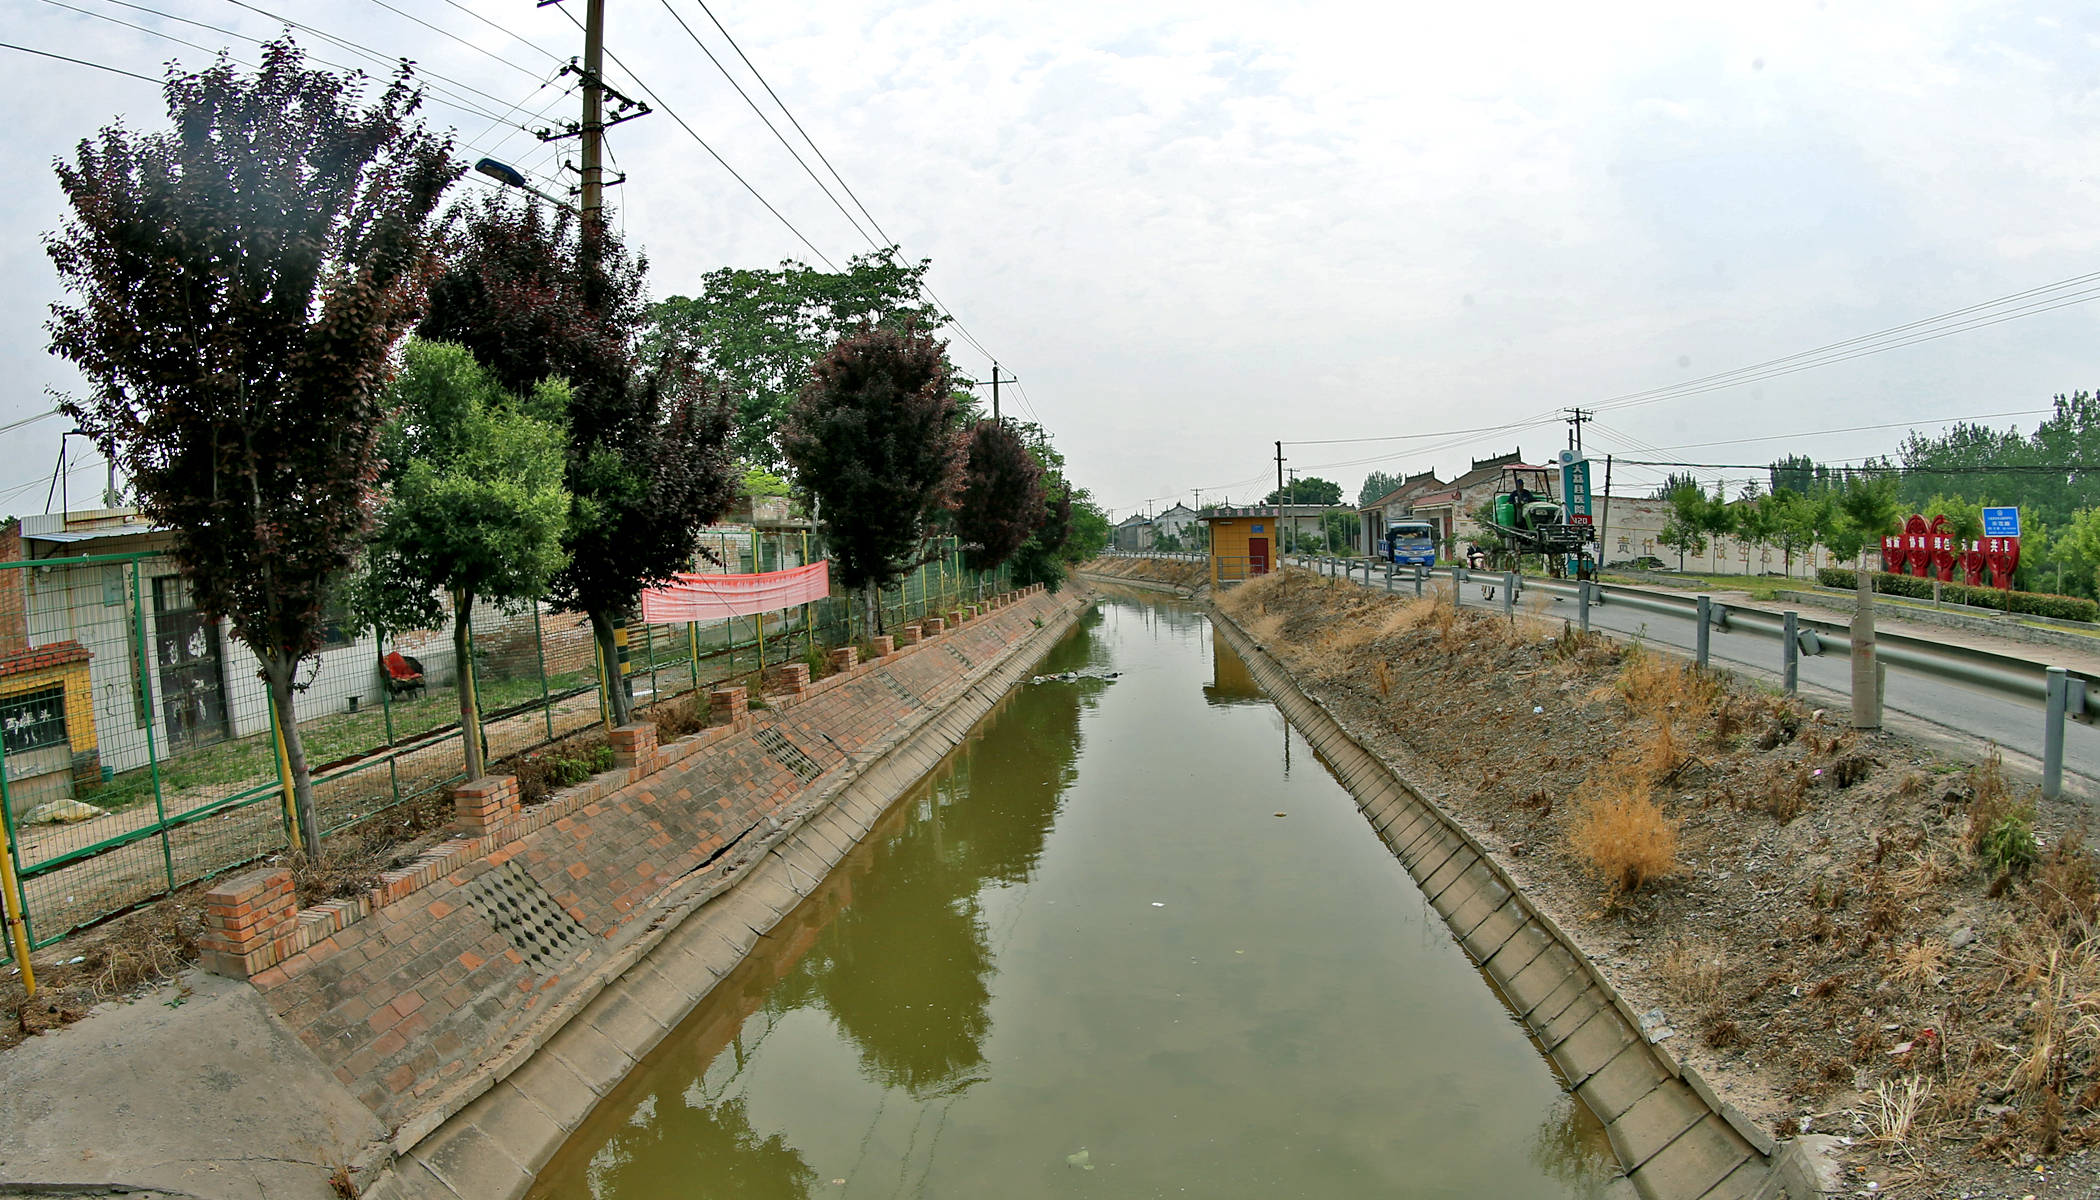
[1203,508,1276,585]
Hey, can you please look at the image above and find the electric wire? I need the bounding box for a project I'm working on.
[655,0,878,249]
[1590,270,2100,412]
[558,6,840,269]
[0,38,158,81]
[672,0,1012,381]
[48,0,560,143]
[355,0,548,80]
[434,0,565,66]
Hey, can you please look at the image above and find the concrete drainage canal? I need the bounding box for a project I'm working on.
[525,591,1670,1199]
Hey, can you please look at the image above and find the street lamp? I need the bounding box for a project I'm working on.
[473,157,581,216]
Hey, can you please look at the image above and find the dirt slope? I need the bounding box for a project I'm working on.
[1210,565,2100,1199]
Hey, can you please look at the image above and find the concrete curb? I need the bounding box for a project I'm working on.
[1208,605,1786,1200]
[1075,569,1202,599]
[356,589,1096,1200]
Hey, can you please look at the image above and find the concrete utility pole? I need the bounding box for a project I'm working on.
[1565,407,1591,457]
[579,0,605,232]
[1275,441,1286,569]
[986,363,1017,422]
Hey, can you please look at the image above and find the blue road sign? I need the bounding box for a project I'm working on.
[1983,507,2021,538]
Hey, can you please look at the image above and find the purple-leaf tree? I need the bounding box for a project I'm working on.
[781,325,964,633]
[954,419,1044,572]
[44,41,459,851]
[420,194,738,728]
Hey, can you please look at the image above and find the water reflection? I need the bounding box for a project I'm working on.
[1203,625,1265,707]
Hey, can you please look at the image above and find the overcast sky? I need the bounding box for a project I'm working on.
[3,0,2098,520]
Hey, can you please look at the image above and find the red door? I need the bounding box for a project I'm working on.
[1249,536,1269,575]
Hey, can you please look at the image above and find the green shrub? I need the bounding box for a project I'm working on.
[1815,568,2099,623]
[1979,812,2040,877]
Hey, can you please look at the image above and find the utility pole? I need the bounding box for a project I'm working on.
[1564,407,1592,457]
[985,363,1016,422]
[579,0,605,232]
[1274,441,1285,571]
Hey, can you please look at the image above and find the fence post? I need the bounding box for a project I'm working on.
[1453,566,1465,609]
[1782,611,1800,694]
[1695,595,1712,668]
[1501,572,1514,619]
[531,604,554,740]
[1578,580,1591,633]
[1384,561,1393,593]
[644,622,658,706]
[128,560,176,893]
[267,696,303,855]
[2044,667,2069,800]
[0,795,33,991]
[1415,566,1425,598]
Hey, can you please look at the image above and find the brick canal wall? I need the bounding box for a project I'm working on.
[188,585,1087,1196]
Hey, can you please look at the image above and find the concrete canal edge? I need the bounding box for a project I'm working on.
[1206,604,1838,1200]
[355,587,1095,1200]
[0,586,1091,1200]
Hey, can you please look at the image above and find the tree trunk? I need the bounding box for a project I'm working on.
[453,589,484,779]
[1850,552,1880,730]
[864,583,882,637]
[591,608,632,729]
[262,656,323,853]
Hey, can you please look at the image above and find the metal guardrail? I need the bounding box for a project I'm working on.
[1268,552,2096,800]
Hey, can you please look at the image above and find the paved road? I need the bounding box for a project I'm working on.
[1303,559,2099,801]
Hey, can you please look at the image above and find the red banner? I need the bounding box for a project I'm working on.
[640,561,831,622]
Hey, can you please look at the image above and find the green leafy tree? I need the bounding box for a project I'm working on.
[1261,476,1343,507]
[1650,471,1702,501]
[361,340,570,779]
[1321,509,1357,554]
[1764,488,1824,578]
[1920,493,1985,547]
[1659,484,1710,570]
[783,325,964,630]
[1693,484,1737,571]
[2062,507,2100,598]
[645,249,950,470]
[420,196,739,728]
[1358,470,1405,507]
[45,41,459,850]
[1732,492,1775,572]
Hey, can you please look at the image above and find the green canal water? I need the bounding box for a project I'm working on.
[528,593,1615,1199]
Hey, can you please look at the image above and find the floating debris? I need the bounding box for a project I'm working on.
[1065,1149,1094,1171]
[1029,670,1122,685]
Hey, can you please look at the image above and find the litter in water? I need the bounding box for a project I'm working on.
[1065,1149,1094,1171]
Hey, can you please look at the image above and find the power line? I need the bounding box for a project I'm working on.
[1591,280,2100,414]
[48,0,558,141]
[434,0,565,67]
[1603,407,2057,456]
[655,0,877,248]
[559,7,839,269]
[354,0,547,80]
[0,408,63,436]
[0,38,159,81]
[1282,411,1561,447]
[671,0,1009,379]
[1612,458,2100,475]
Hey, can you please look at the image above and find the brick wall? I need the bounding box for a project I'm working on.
[236,588,1078,1131]
[0,521,24,656]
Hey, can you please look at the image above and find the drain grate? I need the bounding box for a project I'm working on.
[945,645,973,669]
[878,674,921,708]
[459,860,588,970]
[756,726,823,783]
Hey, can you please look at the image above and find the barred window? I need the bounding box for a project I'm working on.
[1,686,67,755]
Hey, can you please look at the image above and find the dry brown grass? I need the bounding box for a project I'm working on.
[1657,937,1728,1007]
[1568,770,1679,898]
[1888,936,1947,999]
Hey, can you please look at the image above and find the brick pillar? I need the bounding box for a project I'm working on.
[947,609,964,626]
[771,663,810,698]
[709,686,750,727]
[609,723,659,769]
[898,624,923,647]
[828,646,859,672]
[922,617,944,636]
[199,867,296,978]
[453,775,521,836]
[869,635,895,658]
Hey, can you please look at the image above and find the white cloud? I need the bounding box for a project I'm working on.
[1,0,2097,516]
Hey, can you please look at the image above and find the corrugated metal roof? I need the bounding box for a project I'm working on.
[22,523,161,543]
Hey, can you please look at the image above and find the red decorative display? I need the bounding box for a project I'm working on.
[1890,513,2017,590]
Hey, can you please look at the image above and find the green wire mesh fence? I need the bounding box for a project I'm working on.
[0,531,1009,955]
